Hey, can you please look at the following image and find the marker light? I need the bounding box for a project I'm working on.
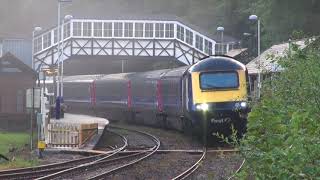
[196,103,209,111]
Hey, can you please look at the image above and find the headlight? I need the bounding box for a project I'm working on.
[240,102,247,108]
[196,103,209,111]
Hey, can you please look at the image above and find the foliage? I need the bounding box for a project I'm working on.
[237,42,320,178]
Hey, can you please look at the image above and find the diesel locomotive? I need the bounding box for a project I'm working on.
[50,56,250,137]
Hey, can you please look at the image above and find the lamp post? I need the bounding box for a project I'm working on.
[56,0,72,119]
[30,26,42,151]
[216,26,224,54]
[32,26,42,70]
[60,14,73,98]
[249,14,261,98]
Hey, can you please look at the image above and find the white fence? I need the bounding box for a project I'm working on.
[47,123,98,148]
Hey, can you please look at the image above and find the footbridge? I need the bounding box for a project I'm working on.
[33,18,220,73]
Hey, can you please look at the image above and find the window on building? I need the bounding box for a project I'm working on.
[135,23,144,37]
[104,22,113,37]
[195,35,203,51]
[43,32,51,49]
[34,36,42,52]
[94,22,103,37]
[83,22,92,36]
[124,23,133,37]
[145,23,154,38]
[165,23,174,38]
[155,23,164,38]
[205,39,213,55]
[114,22,123,37]
[16,90,24,113]
[177,25,184,41]
[185,29,193,45]
[73,22,82,36]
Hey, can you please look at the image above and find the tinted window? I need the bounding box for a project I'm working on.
[200,72,239,89]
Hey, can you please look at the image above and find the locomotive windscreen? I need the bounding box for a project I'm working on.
[200,71,239,90]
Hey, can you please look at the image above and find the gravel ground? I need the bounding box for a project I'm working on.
[94,130,126,151]
[189,153,244,180]
[110,128,157,150]
[105,152,201,180]
[37,123,243,179]
[112,122,203,150]
[38,152,86,165]
[60,152,148,179]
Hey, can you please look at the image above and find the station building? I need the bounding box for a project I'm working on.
[0,52,36,131]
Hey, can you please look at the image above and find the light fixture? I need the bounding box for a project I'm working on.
[196,103,209,111]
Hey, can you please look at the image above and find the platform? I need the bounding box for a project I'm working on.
[47,113,109,150]
[50,113,109,130]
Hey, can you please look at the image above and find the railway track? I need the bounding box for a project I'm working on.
[0,130,127,180]
[0,123,242,179]
[171,147,207,180]
[34,125,160,180]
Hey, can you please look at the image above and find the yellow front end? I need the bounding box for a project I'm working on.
[191,70,247,104]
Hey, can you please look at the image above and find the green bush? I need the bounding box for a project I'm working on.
[238,42,320,179]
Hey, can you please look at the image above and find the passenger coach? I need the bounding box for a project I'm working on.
[51,56,250,138]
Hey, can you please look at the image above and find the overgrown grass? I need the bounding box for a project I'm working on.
[0,131,39,170]
[0,132,29,155]
[0,157,38,170]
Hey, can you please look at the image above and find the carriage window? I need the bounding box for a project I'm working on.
[200,72,239,89]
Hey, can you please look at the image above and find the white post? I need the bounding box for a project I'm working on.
[249,14,261,99]
[57,1,61,98]
[221,31,224,54]
[217,26,224,55]
[257,19,261,98]
[61,19,65,97]
[32,31,35,70]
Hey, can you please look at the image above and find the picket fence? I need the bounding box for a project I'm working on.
[47,123,98,148]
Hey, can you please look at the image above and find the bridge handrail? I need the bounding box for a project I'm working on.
[33,19,216,56]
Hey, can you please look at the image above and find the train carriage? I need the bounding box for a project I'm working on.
[46,56,249,138]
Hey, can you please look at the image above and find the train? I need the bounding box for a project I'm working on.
[47,56,250,138]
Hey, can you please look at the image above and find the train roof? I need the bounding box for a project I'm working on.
[44,74,105,84]
[189,56,246,72]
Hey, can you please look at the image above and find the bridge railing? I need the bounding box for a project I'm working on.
[33,19,216,56]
